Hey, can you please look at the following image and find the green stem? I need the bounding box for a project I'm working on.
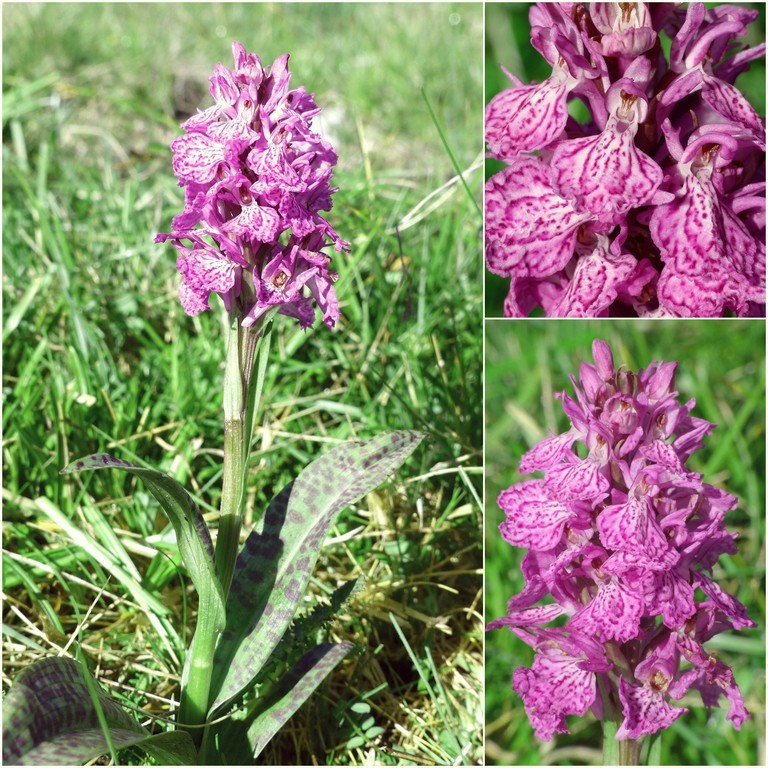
[213,315,258,597]
[180,315,258,754]
[179,617,219,748]
[182,310,275,759]
[618,737,644,765]
[602,718,620,765]
[215,415,246,596]
[603,720,645,765]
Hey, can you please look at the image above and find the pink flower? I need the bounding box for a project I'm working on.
[486,3,765,317]
[157,43,349,329]
[488,340,755,741]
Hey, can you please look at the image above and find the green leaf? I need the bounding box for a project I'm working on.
[1,656,196,765]
[60,454,225,644]
[137,730,199,765]
[218,643,354,762]
[644,730,662,764]
[209,430,423,714]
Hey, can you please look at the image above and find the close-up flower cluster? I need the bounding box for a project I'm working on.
[157,42,349,329]
[485,3,766,317]
[488,340,755,744]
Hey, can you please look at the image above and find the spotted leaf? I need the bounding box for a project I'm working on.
[208,430,423,715]
[2,656,196,765]
[217,643,354,763]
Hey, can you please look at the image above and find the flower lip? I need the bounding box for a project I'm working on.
[649,670,671,693]
[619,3,636,26]
[682,126,744,168]
[619,91,637,121]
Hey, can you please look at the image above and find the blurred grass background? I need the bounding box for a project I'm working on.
[485,320,765,765]
[2,3,483,765]
[484,2,768,316]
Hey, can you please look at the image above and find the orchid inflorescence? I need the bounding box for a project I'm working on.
[157,42,349,329]
[488,340,755,744]
[485,2,766,318]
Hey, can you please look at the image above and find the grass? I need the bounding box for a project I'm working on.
[2,3,483,764]
[485,320,766,766]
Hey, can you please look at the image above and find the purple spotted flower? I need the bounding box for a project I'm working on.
[157,43,349,329]
[486,3,765,317]
[488,340,755,744]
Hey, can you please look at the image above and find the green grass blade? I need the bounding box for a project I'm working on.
[75,644,119,764]
[2,556,65,638]
[421,88,481,218]
[33,496,180,656]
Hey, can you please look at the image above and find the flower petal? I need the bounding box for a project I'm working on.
[650,171,748,316]
[549,244,637,317]
[596,495,673,564]
[519,431,578,473]
[617,677,686,739]
[486,158,589,278]
[487,604,565,631]
[546,457,610,504]
[176,246,238,296]
[570,579,643,643]
[486,68,572,161]
[694,572,756,630]
[553,115,663,225]
[171,132,228,185]
[223,201,282,241]
[702,76,766,148]
[498,480,574,551]
[512,638,599,741]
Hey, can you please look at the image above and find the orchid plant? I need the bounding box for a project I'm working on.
[3,43,422,766]
[485,2,766,317]
[488,339,755,764]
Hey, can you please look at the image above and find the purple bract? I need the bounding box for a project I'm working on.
[485,3,766,317]
[488,340,755,741]
[157,43,349,329]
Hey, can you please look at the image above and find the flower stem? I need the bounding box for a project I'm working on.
[181,312,274,758]
[179,616,220,748]
[602,717,620,765]
[179,315,261,753]
[214,314,259,596]
[216,417,245,596]
[618,737,643,765]
[602,719,645,766]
